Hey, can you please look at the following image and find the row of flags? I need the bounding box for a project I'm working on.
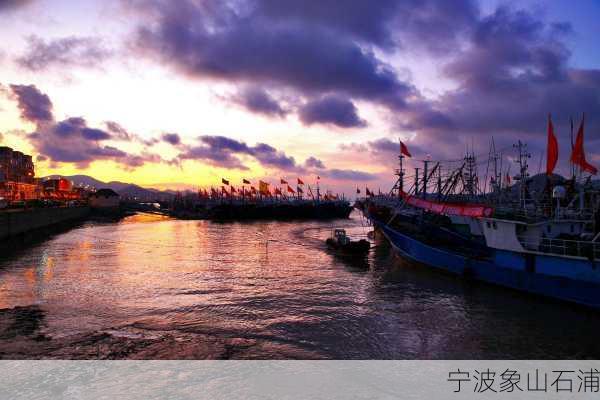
[221,177,307,187]
[546,114,597,176]
[356,187,381,196]
[198,177,325,199]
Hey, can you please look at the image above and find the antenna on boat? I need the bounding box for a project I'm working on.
[514,140,531,211]
[463,150,477,198]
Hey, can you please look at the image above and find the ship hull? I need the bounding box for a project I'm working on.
[375,220,600,310]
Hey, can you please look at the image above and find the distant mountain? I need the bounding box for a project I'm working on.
[44,174,176,201]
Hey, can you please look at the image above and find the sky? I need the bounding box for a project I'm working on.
[0,0,599,196]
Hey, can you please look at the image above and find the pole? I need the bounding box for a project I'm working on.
[437,165,442,200]
[398,138,404,198]
[422,160,429,199]
[414,168,420,197]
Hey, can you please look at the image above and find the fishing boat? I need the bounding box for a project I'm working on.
[326,229,370,254]
[358,115,600,309]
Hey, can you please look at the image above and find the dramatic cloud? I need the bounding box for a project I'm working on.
[175,134,375,181]
[133,0,415,112]
[0,0,33,11]
[322,168,377,181]
[227,86,287,118]
[405,6,600,144]
[299,95,366,128]
[9,84,53,123]
[130,0,600,169]
[105,121,133,141]
[251,142,297,170]
[161,132,181,146]
[304,156,325,169]
[17,35,112,71]
[8,84,162,168]
[254,0,478,54]
[178,135,299,171]
[177,137,250,170]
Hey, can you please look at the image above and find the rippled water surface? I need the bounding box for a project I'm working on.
[2,211,600,359]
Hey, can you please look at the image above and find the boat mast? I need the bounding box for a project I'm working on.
[395,138,405,198]
[463,150,477,198]
[514,140,531,211]
[422,160,429,199]
[414,168,420,197]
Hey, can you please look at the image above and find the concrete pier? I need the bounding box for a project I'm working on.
[0,206,90,241]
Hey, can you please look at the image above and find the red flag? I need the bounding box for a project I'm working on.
[251,186,257,193]
[275,188,282,195]
[400,141,412,157]
[243,179,250,184]
[546,114,558,176]
[297,178,304,185]
[287,185,295,194]
[571,115,597,174]
[366,188,372,196]
[222,178,229,185]
[356,187,361,194]
[230,186,236,193]
[280,179,288,184]
[221,186,229,196]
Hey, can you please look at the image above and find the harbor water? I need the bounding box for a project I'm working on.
[1,210,599,359]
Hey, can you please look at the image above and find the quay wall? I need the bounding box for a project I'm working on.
[0,206,90,241]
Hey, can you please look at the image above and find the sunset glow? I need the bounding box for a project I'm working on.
[1,0,599,195]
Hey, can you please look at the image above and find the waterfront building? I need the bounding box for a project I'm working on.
[0,146,38,201]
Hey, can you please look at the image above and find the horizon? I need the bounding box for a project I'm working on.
[1,0,600,197]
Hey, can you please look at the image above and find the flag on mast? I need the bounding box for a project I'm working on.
[297,178,304,185]
[243,179,250,184]
[546,114,558,176]
[570,114,598,175]
[400,141,412,157]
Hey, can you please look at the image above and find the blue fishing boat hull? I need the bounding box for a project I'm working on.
[376,220,600,310]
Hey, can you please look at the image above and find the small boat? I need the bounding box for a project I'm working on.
[326,229,370,254]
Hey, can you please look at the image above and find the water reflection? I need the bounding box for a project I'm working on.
[1,211,600,358]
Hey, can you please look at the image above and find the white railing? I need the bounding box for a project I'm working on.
[517,235,600,260]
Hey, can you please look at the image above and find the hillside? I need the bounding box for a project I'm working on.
[44,175,176,201]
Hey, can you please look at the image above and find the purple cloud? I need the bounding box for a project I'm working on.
[299,95,366,128]
[133,0,414,111]
[228,86,287,118]
[161,132,181,146]
[9,84,53,123]
[304,156,325,169]
[0,0,33,11]
[180,135,299,171]
[105,121,133,141]
[81,127,111,141]
[322,168,377,181]
[17,35,112,71]
[8,84,163,169]
[406,6,600,141]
